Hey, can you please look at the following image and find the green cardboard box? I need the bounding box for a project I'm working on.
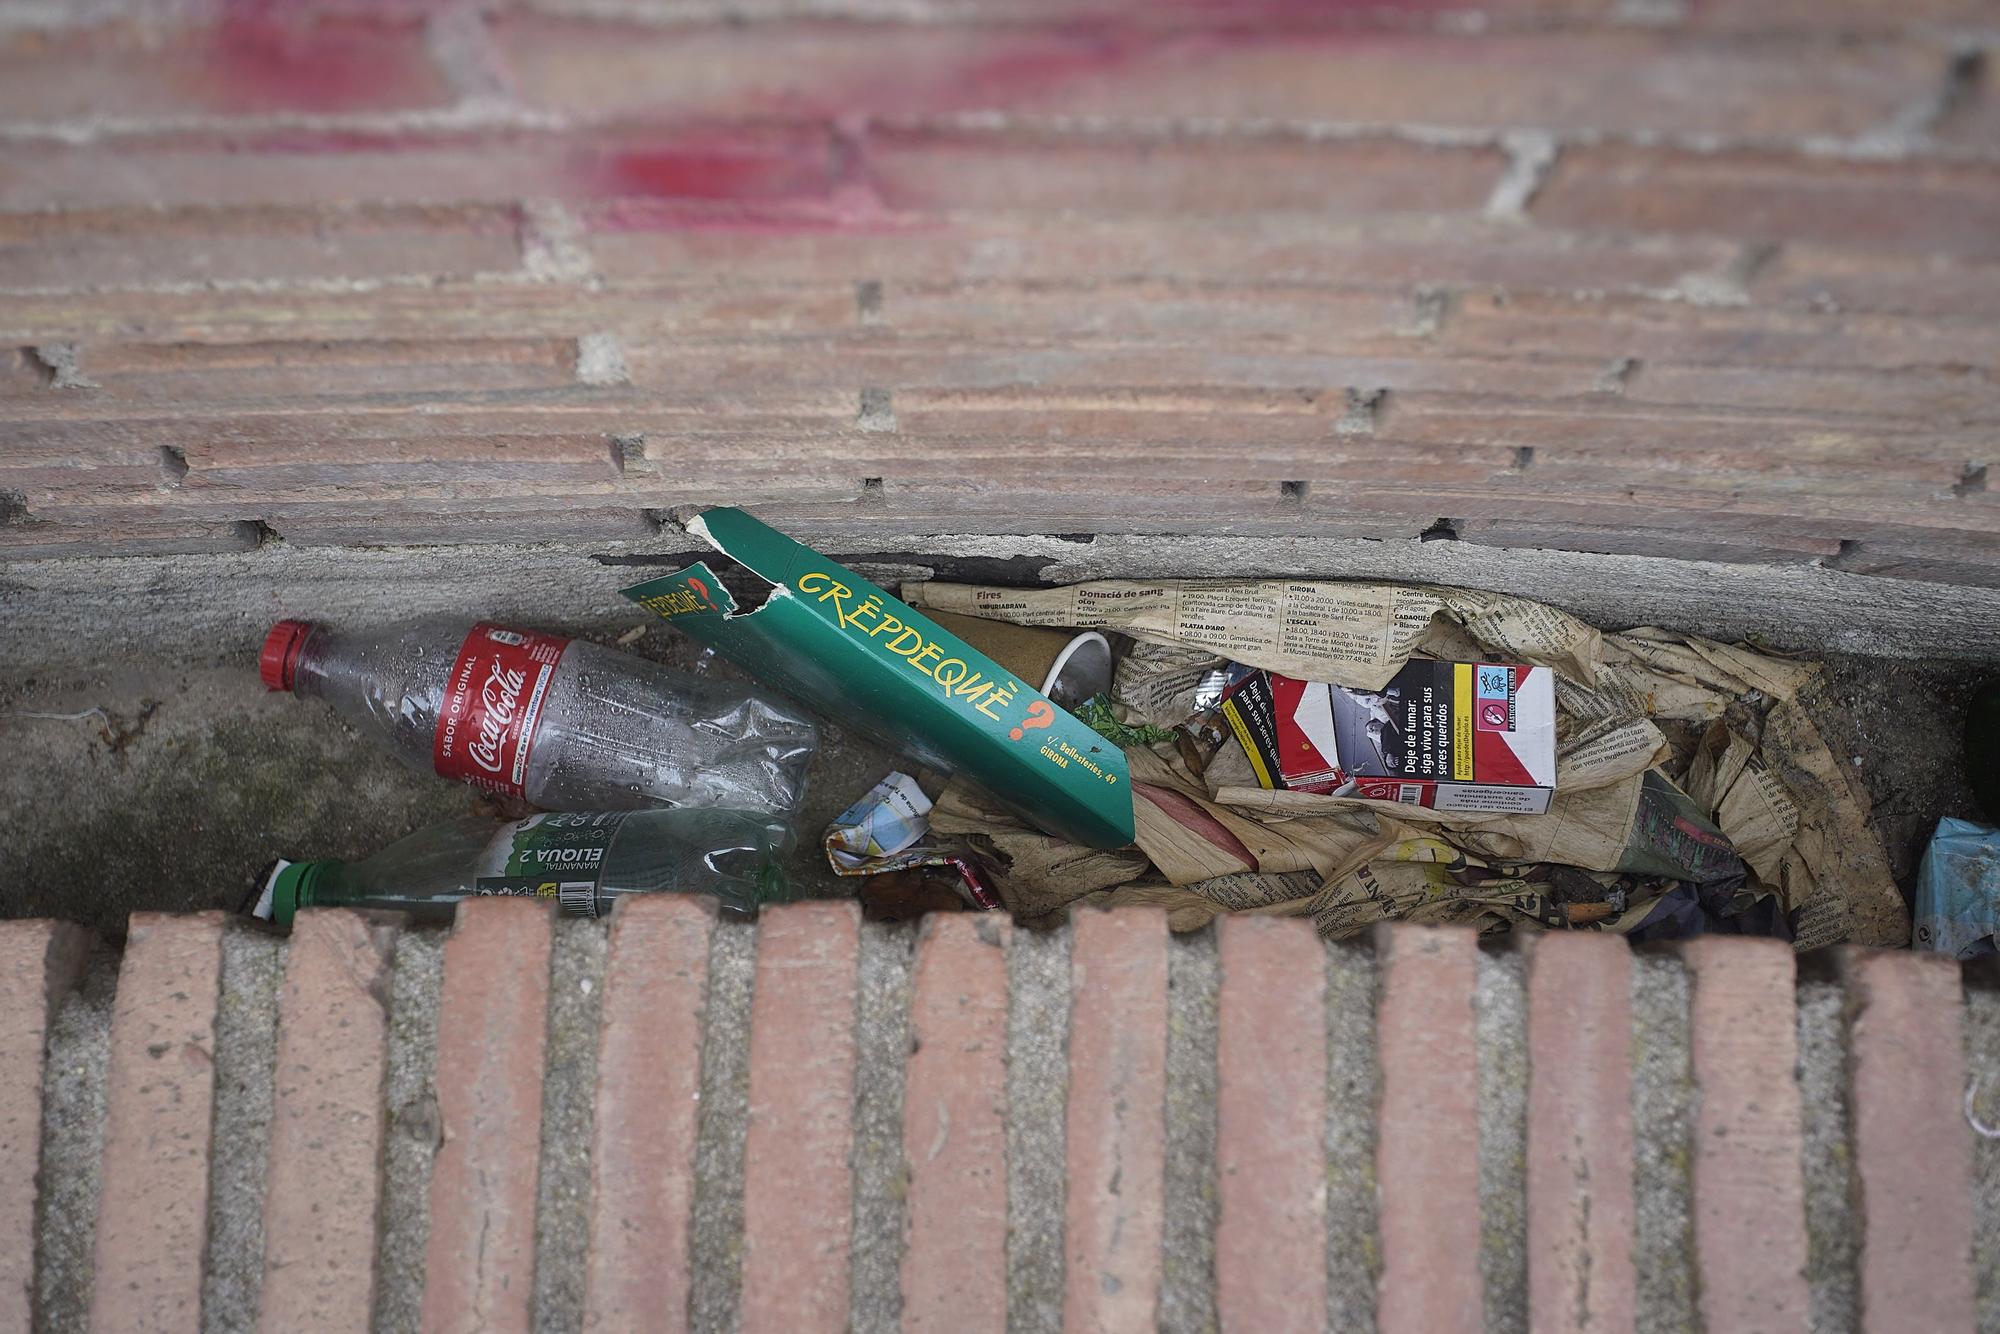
[621,508,1135,849]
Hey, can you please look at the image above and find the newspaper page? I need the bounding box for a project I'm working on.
[1457,773,1647,873]
[1560,631,1820,725]
[1186,869,1324,913]
[1112,641,1226,725]
[1713,762,1800,885]
[1556,718,1669,791]
[1756,698,1906,950]
[1683,726,1757,816]
[904,579,1603,690]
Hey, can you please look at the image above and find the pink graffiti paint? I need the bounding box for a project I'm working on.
[204,0,449,114]
[582,0,1442,230]
[601,140,826,203]
[581,121,915,234]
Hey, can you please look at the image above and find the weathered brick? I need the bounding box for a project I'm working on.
[273,505,663,548]
[1005,30,1933,139]
[0,340,583,411]
[585,211,1742,302]
[1682,936,1810,1333]
[1617,358,1997,424]
[0,384,1880,506]
[1373,397,1978,480]
[1525,933,1635,1334]
[880,281,1420,348]
[1936,91,2000,152]
[518,0,1615,25]
[1063,908,1167,1333]
[1438,289,2000,380]
[1687,0,1995,29]
[88,912,226,1333]
[0,18,452,121]
[1536,147,2000,263]
[636,328,1994,430]
[583,895,716,1333]
[1837,948,1977,1333]
[0,437,183,506]
[0,920,89,1334]
[1373,923,1482,1334]
[420,899,555,1334]
[757,478,1298,535]
[1215,915,1327,1334]
[616,337,1575,407]
[1759,241,2000,319]
[498,19,1937,140]
[0,204,523,293]
[176,431,617,492]
[739,902,860,1334]
[0,282,854,348]
[901,914,1010,1332]
[1823,537,2000,588]
[867,128,1501,219]
[9,395,1996,570]
[0,126,826,211]
[1294,474,1982,538]
[258,910,398,1333]
[5,124,1492,222]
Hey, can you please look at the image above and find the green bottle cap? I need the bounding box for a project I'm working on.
[267,860,339,926]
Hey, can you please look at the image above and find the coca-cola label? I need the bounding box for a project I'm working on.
[434,623,571,797]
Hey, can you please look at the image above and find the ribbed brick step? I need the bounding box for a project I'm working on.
[2,904,1993,1331]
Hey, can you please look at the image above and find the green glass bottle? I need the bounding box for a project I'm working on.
[253,808,792,925]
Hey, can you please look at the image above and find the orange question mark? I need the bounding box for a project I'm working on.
[1010,700,1057,741]
[688,576,714,609]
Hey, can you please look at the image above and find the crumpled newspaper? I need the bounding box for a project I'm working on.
[907,577,1905,949]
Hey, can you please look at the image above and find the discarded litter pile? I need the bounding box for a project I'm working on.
[904,579,1908,950]
[247,507,1908,951]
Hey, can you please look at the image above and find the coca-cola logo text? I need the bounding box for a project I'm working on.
[434,623,570,797]
[467,657,529,774]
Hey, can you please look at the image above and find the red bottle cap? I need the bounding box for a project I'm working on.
[260,619,314,692]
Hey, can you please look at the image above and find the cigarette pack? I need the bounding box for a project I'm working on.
[1222,660,1557,814]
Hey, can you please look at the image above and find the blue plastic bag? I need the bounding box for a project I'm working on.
[1914,817,2000,958]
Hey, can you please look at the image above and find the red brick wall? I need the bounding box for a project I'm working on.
[1,1,1997,578]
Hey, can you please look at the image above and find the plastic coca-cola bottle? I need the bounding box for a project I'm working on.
[261,618,817,817]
